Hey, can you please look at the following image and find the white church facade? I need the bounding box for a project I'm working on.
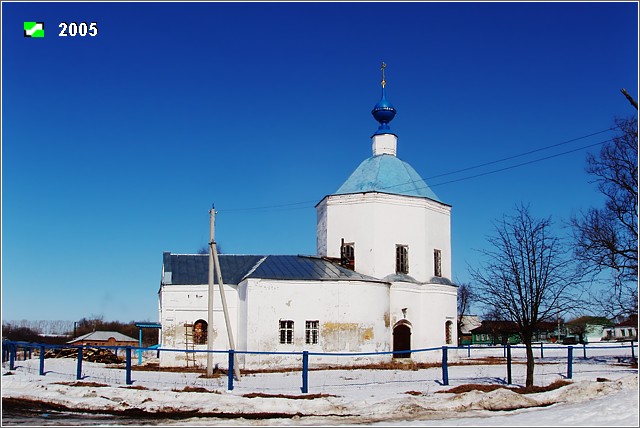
[157,66,458,368]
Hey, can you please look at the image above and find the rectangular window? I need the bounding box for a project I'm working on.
[434,249,442,277]
[279,320,294,344]
[621,329,626,337]
[305,320,319,344]
[396,245,409,274]
[341,240,355,271]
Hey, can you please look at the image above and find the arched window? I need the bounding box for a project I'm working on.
[445,320,453,345]
[193,319,208,345]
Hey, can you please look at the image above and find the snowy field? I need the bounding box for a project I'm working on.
[1,343,638,426]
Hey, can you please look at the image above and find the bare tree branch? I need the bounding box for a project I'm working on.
[571,116,638,318]
[471,204,583,387]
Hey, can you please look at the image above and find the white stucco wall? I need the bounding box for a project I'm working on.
[158,283,240,367]
[389,282,458,362]
[241,278,391,368]
[317,192,452,283]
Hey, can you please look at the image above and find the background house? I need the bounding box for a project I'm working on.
[68,331,138,348]
[566,316,613,344]
[603,316,638,341]
[471,321,521,345]
[470,320,558,345]
[458,315,482,345]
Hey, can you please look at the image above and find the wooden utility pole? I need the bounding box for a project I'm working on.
[207,207,215,376]
[621,88,638,110]
[209,207,241,381]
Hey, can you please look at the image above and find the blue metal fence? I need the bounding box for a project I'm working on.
[2,340,637,393]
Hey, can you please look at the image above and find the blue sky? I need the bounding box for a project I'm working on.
[2,1,638,324]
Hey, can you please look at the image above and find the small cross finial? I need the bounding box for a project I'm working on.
[381,62,387,88]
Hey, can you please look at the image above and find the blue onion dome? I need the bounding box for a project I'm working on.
[372,62,397,134]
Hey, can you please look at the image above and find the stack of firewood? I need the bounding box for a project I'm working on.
[44,347,123,364]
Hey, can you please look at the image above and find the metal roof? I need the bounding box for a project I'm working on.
[135,322,162,329]
[162,252,384,285]
[162,253,263,285]
[246,255,383,282]
[68,331,138,344]
[334,154,443,202]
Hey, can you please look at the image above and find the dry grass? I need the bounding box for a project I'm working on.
[242,392,337,399]
[172,386,221,393]
[437,379,572,395]
[119,385,149,390]
[53,381,109,388]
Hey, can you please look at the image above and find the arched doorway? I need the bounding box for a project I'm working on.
[393,322,412,358]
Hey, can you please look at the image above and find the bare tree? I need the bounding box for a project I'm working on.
[471,204,582,387]
[457,283,475,345]
[571,116,638,318]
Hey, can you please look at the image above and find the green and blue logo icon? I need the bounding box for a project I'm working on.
[24,22,44,38]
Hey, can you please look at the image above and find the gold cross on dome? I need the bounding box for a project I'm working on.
[381,62,387,88]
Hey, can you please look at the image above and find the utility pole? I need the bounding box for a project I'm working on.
[621,88,638,110]
[208,206,241,381]
[206,207,215,376]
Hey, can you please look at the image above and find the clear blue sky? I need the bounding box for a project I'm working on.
[2,1,638,324]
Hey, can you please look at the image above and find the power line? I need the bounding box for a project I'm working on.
[219,200,317,213]
[380,127,615,191]
[425,128,614,180]
[427,138,613,189]
[218,129,615,213]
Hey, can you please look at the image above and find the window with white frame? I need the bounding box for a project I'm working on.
[305,320,319,344]
[279,320,294,344]
[396,245,409,274]
[434,249,442,277]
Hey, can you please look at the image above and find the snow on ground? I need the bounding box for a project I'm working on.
[1,344,638,426]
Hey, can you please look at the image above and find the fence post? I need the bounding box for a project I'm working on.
[138,329,143,366]
[540,342,544,359]
[503,344,506,358]
[228,349,235,391]
[301,350,309,393]
[583,342,587,359]
[39,345,45,375]
[567,346,573,379]
[9,343,16,370]
[630,341,636,361]
[23,347,28,361]
[77,347,83,380]
[441,346,449,386]
[125,347,132,385]
[506,343,512,385]
[467,344,471,358]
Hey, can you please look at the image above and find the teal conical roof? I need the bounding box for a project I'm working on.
[334,154,442,202]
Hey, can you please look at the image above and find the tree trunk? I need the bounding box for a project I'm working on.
[523,335,535,387]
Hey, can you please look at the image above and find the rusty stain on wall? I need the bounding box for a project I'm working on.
[321,322,374,352]
[362,327,373,340]
[383,311,390,328]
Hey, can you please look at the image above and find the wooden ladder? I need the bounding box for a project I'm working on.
[184,323,196,367]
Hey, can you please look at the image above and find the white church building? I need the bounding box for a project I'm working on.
[157,66,458,368]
